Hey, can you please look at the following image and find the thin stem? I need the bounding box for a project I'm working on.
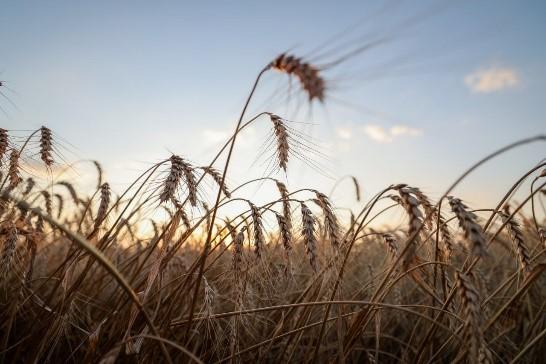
[184,66,270,341]
[1,191,174,364]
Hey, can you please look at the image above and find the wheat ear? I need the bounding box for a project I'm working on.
[275,212,292,275]
[39,126,53,166]
[300,202,319,272]
[22,177,35,197]
[448,197,488,257]
[201,166,231,198]
[0,128,8,166]
[382,233,398,260]
[275,180,292,230]
[499,212,531,273]
[0,224,17,280]
[95,183,111,229]
[270,54,325,102]
[248,202,265,259]
[456,271,487,364]
[39,190,52,218]
[270,114,290,171]
[395,186,423,267]
[8,149,22,189]
[314,191,341,251]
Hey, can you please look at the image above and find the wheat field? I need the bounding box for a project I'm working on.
[1,52,546,364]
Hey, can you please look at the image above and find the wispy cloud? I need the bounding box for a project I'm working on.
[362,124,423,143]
[390,125,423,137]
[363,125,392,143]
[464,66,519,93]
[335,127,353,140]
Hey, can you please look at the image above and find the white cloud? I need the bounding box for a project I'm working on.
[464,66,519,93]
[390,125,423,137]
[363,125,393,143]
[336,127,353,140]
[362,124,423,143]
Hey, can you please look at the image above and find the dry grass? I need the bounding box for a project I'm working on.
[0,52,545,364]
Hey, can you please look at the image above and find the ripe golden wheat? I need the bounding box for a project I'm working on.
[0,52,545,364]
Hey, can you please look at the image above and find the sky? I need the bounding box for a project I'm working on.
[1,0,545,224]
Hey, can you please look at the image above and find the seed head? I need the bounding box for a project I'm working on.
[40,126,53,166]
[270,54,325,102]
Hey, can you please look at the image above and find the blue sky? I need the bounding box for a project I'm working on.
[1,0,545,222]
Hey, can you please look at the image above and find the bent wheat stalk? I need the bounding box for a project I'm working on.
[184,65,270,341]
[0,191,175,364]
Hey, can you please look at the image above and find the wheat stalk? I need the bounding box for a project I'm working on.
[24,231,37,288]
[230,227,246,361]
[448,197,488,257]
[35,214,44,233]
